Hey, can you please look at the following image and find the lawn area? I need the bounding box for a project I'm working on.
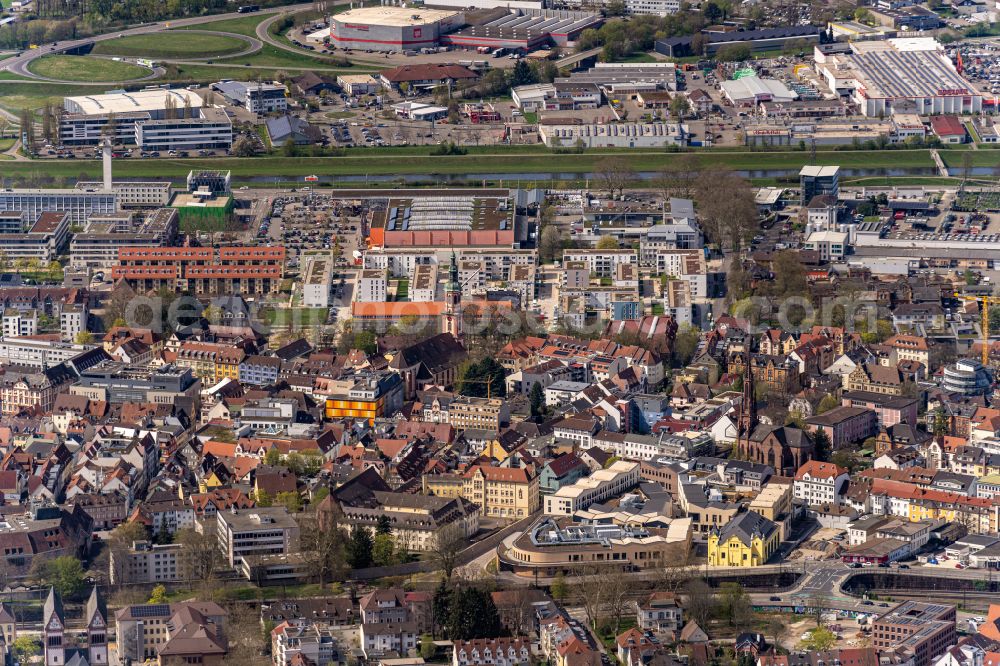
[0,138,14,151]
[158,63,357,83]
[216,43,371,71]
[27,55,150,82]
[92,32,249,59]
[941,151,1000,168]
[0,80,112,113]
[615,51,659,63]
[172,13,268,37]
[261,306,329,327]
[0,148,939,184]
[326,111,355,119]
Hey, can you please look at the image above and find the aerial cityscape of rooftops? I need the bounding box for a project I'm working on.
[11,0,1000,662]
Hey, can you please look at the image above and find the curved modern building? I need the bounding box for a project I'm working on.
[943,358,993,396]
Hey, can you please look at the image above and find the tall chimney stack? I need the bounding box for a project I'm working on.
[102,139,112,191]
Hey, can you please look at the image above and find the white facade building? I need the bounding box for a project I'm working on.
[544,460,640,515]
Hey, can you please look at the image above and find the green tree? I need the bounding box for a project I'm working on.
[672,325,702,368]
[263,448,282,467]
[669,94,690,121]
[596,235,619,250]
[255,489,274,507]
[352,330,378,355]
[719,582,753,631]
[376,515,393,535]
[149,584,167,604]
[551,571,568,601]
[816,394,839,415]
[529,381,545,417]
[346,525,374,569]
[36,556,85,599]
[457,358,506,398]
[801,627,837,651]
[420,634,436,660]
[446,586,504,640]
[510,59,536,87]
[933,408,949,437]
[539,225,562,264]
[715,43,751,62]
[812,427,832,462]
[276,491,302,513]
[13,637,38,666]
[373,533,397,567]
[285,452,306,475]
[74,331,94,345]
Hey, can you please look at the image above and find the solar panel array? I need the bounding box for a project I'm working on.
[130,604,172,618]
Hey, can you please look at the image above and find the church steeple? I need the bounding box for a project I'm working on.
[86,587,107,666]
[443,251,462,338]
[736,340,758,457]
[43,588,64,666]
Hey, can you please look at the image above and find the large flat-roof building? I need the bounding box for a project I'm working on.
[325,6,464,52]
[60,89,231,150]
[656,25,820,58]
[815,38,981,117]
[872,602,955,666]
[0,211,70,262]
[0,189,116,224]
[368,194,518,248]
[69,208,179,269]
[538,122,687,148]
[443,8,600,50]
[112,246,286,296]
[211,81,287,115]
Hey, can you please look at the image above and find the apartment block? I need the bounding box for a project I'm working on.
[216,507,300,567]
[544,460,640,515]
[113,246,285,296]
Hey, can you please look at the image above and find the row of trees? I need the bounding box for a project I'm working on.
[591,155,759,252]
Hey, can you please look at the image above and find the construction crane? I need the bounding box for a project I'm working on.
[954,291,1000,366]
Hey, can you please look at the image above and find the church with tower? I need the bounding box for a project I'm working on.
[732,338,816,476]
[44,586,107,666]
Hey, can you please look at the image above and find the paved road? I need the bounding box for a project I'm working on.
[0,3,314,81]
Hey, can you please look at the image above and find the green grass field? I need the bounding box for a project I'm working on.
[172,13,269,37]
[0,80,113,113]
[158,62,359,82]
[215,43,350,69]
[27,55,151,82]
[92,32,249,59]
[0,148,940,185]
[941,151,1000,169]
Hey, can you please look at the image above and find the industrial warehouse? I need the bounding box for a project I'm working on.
[310,6,600,52]
[442,8,601,50]
[815,38,983,116]
[322,6,465,52]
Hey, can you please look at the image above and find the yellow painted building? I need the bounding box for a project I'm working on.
[708,510,779,567]
[422,473,465,499]
[462,465,540,519]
